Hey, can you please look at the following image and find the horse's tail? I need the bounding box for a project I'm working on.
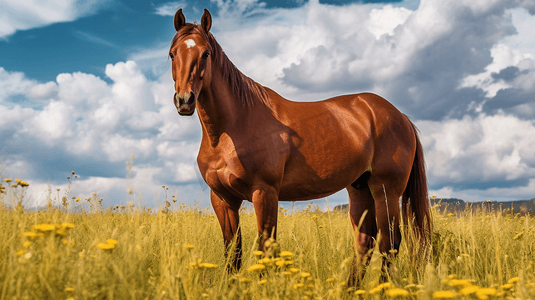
[402,121,431,243]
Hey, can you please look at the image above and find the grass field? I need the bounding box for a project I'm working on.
[1,179,535,299]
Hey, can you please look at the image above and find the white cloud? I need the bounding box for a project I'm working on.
[154,2,188,17]
[460,43,533,98]
[27,82,59,101]
[366,5,413,39]
[29,101,76,141]
[0,67,35,102]
[0,0,112,39]
[208,0,535,120]
[502,7,535,55]
[417,113,535,189]
[1,60,200,189]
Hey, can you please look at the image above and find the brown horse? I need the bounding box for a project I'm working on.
[169,9,431,286]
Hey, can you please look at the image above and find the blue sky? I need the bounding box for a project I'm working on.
[1,0,535,210]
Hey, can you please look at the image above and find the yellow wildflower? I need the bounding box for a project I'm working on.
[33,224,56,232]
[15,178,21,183]
[23,241,31,248]
[184,244,194,250]
[11,184,17,187]
[447,213,454,217]
[513,232,524,240]
[281,271,292,276]
[280,251,294,259]
[293,283,304,289]
[258,279,268,285]
[4,178,12,182]
[97,242,115,250]
[253,250,264,257]
[477,288,497,296]
[55,229,68,237]
[275,260,286,267]
[20,181,29,187]
[199,263,218,269]
[376,282,393,290]
[508,277,521,284]
[239,277,251,283]
[501,283,513,290]
[107,239,118,245]
[258,257,272,264]
[61,223,75,229]
[459,285,479,295]
[386,288,409,298]
[355,289,366,295]
[448,279,472,288]
[300,272,311,278]
[369,282,393,295]
[65,287,75,292]
[432,291,455,299]
[246,264,266,272]
[326,278,336,282]
[75,198,81,202]
[289,267,299,273]
[16,250,24,256]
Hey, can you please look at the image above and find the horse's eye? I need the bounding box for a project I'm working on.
[202,51,210,59]
[169,53,175,60]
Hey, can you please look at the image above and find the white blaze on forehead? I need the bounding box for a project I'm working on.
[184,39,196,49]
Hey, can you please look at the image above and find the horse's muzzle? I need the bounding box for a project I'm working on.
[174,92,196,116]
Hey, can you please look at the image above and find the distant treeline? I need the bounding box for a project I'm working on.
[333,198,535,214]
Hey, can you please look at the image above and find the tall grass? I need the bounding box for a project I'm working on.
[1,181,535,299]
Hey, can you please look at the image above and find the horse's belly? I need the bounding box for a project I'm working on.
[278,154,368,201]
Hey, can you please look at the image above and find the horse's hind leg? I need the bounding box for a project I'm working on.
[368,180,403,282]
[211,190,243,271]
[347,185,377,287]
[251,186,279,255]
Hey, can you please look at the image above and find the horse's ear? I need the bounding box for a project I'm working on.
[174,8,186,31]
[201,9,212,33]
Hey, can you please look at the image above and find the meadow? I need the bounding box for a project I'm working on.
[1,178,535,299]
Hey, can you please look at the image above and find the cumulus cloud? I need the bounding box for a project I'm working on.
[210,0,534,120]
[27,82,59,101]
[418,113,535,200]
[0,67,35,102]
[0,0,112,39]
[1,60,204,207]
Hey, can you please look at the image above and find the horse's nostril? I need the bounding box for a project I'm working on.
[187,92,195,105]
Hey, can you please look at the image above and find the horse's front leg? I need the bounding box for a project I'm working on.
[211,190,243,271]
[251,185,279,255]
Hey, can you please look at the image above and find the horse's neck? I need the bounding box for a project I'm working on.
[197,68,264,147]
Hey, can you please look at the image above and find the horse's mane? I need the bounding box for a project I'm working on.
[170,24,270,110]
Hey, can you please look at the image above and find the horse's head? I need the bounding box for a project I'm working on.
[169,9,213,116]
